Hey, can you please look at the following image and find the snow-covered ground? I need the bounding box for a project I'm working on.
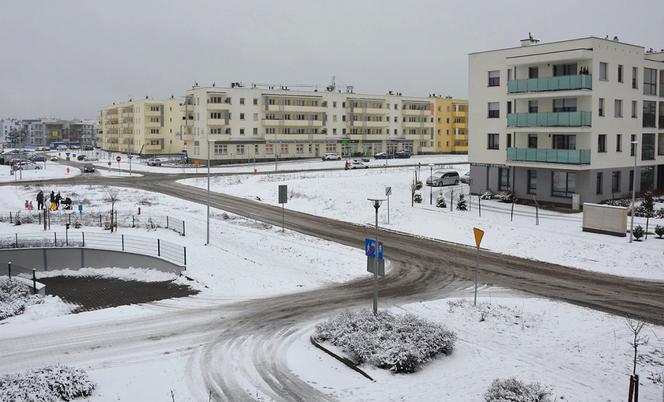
[93,151,468,175]
[181,167,664,280]
[0,163,80,183]
[289,295,664,401]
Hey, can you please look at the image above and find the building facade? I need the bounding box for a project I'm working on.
[99,98,184,155]
[182,85,438,164]
[468,36,664,206]
[433,98,468,153]
[0,118,22,144]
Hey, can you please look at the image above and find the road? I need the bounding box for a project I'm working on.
[2,168,664,401]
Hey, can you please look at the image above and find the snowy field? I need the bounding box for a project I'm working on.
[181,167,664,280]
[289,296,664,401]
[93,151,468,175]
[0,163,80,183]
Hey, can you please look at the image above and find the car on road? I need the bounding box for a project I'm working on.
[49,156,59,161]
[322,153,341,161]
[374,152,392,159]
[426,169,460,187]
[395,150,411,159]
[15,161,42,170]
[460,171,471,184]
[83,163,95,173]
[76,155,86,161]
[147,158,162,166]
[29,155,46,162]
[57,145,67,151]
[84,145,94,150]
[348,159,368,169]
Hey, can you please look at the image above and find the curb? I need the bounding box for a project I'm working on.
[309,336,374,382]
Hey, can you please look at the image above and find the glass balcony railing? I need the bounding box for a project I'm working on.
[507,111,591,128]
[507,148,591,165]
[507,74,592,93]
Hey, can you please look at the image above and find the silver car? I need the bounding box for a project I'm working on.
[426,170,460,186]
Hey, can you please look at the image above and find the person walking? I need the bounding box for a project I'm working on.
[49,191,55,204]
[36,190,44,210]
[55,192,62,209]
[28,201,34,211]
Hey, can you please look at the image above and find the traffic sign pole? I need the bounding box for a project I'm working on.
[473,227,485,306]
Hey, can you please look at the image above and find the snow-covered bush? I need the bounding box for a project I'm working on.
[436,195,447,208]
[497,192,516,203]
[313,310,456,373]
[480,191,495,200]
[456,194,467,211]
[655,225,664,239]
[484,378,552,402]
[0,277,43,320]
[0,364,95,401]
[633,225,645,240]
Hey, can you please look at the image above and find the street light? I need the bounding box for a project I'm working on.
[629,140,638,243]
[205,138,215,246]
[429,163,434,205]
[367,198,385,315]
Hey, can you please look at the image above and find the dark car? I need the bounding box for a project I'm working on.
[395,151,411,159]
[374,152,393,159]
[83,163,95,173]
[77,154,86,161]
[84,145,94,150]
[29,155,46,162]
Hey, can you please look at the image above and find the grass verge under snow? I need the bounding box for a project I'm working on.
[0,365,95,402]
[313,309,456,373]
[0,277,43,320]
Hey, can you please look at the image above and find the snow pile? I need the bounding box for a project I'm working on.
[313,310,456,373]
[0,364,95,402]
[484,378,552,402]
[33,267,179,282]
[447,299,541,329]
[0,277,42,320]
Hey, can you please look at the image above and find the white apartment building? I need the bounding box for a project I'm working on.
[468,36,664,206]
[0,118,22,144]
[182,85,435,163]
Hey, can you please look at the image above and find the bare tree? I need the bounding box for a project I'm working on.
[104,188,120,233]
[626,319,649,402]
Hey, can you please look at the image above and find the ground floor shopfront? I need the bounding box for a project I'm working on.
[470,163,664,207]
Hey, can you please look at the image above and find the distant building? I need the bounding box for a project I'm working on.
[468,36,664,206]
[433,98,468,153]
[99,98,184,155]
[0,118,22,144]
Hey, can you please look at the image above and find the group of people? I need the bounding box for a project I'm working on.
[34,190,73,211]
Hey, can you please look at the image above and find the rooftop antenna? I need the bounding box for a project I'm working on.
[528,32,533,40]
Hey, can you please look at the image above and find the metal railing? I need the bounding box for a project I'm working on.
[507,147,591,165]
[0,231,186,267]
[507,74,592,93]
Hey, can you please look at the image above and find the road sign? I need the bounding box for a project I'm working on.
[116,156,121,162]
[473,227,485,248]
[367,256,385,276]
[364,239,384,260]
[385,186,392,196]
[128,155,133,160]
[107,161,111,167]
[278,185,288,204]
[339,139,359,144]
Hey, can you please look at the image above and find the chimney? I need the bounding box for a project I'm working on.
[520,32,539,47]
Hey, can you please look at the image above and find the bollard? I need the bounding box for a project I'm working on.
[510,199,515,222]
[7,262,11,280]
[121,234,125,251]
[182,221,186,237]
[183,246,187,267]
[99,214,102,227]
[450,189,454,212]
[32,268,37,294]
[54,232,57,246]
[478,195,482,217]
[157,239,161,256]
[82,232,85,247]
[9,211,12,224]
[15,233,18,248]
[132,216,135,228]
[166,216,169,229]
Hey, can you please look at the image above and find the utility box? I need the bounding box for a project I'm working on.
[582,203,628,237]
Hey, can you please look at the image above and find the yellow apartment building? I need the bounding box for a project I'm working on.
[433,98,468,153]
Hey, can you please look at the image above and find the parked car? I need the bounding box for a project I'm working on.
[348,159,368,169]
[426,169,460,186]
[147,158,162,166]
[83,163,95,173]
[374,152,392,159]
[76,154,86,161]
[84,145,94,150]
[322,153,341,161]
[49,156,59,161]
[395,150,411,159]
[460,172,471,184]
[29,155,46,162]
[86,156,99,162]
[57,145,67,150]
[16,161,42,170]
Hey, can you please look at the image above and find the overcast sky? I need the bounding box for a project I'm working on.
[1,0,662,120]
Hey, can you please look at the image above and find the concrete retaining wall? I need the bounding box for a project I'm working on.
[0,247,185,275]
[582,203,628,237]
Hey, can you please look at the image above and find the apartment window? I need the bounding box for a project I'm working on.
[326,143,336,153]
[265,144,273,154]
[280,144,288,154]
[150,128,159,134]
[631,134,637,156]
[240,113,245,120]
[506,133,512,148]
[210,112,222,119]
[239,128,245,135]
[599,62,608,81]
[553,98,577,113]
[598,98,605,117]
[643,101,656,127]
[659,133,664,156]
[236,144,245,155]
[527,170,537,195]
[498,168,510,191]
[225,128,231,134]
[487,102,499,118]
[332,128,337,135]
[644,68,657,96]
[253,113,258,121]
[266,127,276,134]
[618,65,623,83]
[598,134,607,153]
[253,98,258,105]
[487,133,499,150]
[631,101,638,118]
[614,99,623,118]
[254,144,259,154]
[296,144,304,154]
[488,70,500,87]
[596,172,603,195]
[528,134,538,148]
[616,134,622,152]
[552,171,576,197]
[528,100,538,113]
[629,170,634,191]
[528,67,539,79]
[642,133,655,160]
[214,143,227,155]
[210,128,222,135]
[632,67,638,89]
[641,166,655,192]
[253,127,258,135]
[611,171,621,193]
[553,63,577,77]
[240,98,245,105]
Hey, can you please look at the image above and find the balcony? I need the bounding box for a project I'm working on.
[507,147,591,165]
[402,108,432,116]
[266,104,324,113]
[262,119,323,127]
[507,111,591,128]
[508,74,592,94]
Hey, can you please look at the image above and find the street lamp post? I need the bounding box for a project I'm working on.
[629,140,638,243]
[368,198,385,315]
[429,164,434,205]
[206,141,211,245]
